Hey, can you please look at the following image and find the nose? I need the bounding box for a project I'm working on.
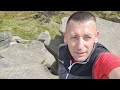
[77,37,84,50]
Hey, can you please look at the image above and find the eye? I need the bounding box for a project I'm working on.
[84,36,91,41]
[72,36,77,39]
[71,36,78,40]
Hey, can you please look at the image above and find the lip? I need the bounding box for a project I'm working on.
[75,52,85,55]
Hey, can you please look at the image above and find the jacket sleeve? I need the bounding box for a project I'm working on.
[58,44,68,79]
[58,60,68,79]
[93,52,120,79]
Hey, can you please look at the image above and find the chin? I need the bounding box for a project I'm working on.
[75,57,87,62]
[75,57,87,61]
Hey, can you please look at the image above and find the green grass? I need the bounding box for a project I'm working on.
[0,12,61,41]
[1,11,119,42]
[92,11,120,22]
[0,18,39,40]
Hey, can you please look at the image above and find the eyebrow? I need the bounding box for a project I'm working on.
[70,34,78,37]
[70,33,92,37]
[84,33,92,36]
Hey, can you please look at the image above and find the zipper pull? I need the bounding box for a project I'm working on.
[68,65,72,71]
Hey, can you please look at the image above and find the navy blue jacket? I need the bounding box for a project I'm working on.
[58,43,109,79]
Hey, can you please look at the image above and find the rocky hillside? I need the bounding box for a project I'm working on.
[0,11,120,41]
[0,11,120,79]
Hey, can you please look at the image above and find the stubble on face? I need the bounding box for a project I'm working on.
[64,20,98,62]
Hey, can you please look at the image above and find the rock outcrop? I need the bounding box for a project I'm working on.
[0,32,12,50]
[0,32,58,79]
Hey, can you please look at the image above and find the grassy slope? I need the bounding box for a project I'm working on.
[0,11,119,41]
[0,11,64,41]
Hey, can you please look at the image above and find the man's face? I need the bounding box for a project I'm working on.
[64,20,99,62]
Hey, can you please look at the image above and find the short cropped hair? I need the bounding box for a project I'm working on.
[67,11,96,24]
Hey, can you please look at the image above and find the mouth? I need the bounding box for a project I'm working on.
[75,52,86,55]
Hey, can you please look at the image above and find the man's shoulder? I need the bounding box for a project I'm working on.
[99,52,119,59]
[97,52,112,60]
[59,44,66,48]
[96,52,120,64]
[59,44,67,51]
[96,43,109,52]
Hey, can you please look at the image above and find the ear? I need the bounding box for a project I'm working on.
[95,31,99,43]
[64,32,68,44]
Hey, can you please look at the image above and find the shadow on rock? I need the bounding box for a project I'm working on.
[44,34,64,75]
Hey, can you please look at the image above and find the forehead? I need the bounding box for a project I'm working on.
[66,20,96,35]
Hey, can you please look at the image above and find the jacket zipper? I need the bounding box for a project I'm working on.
[65,60,79,79]
[59,58,88,79]
[65,43,96,79]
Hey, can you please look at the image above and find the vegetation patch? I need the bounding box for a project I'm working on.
[0,11,120,42]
